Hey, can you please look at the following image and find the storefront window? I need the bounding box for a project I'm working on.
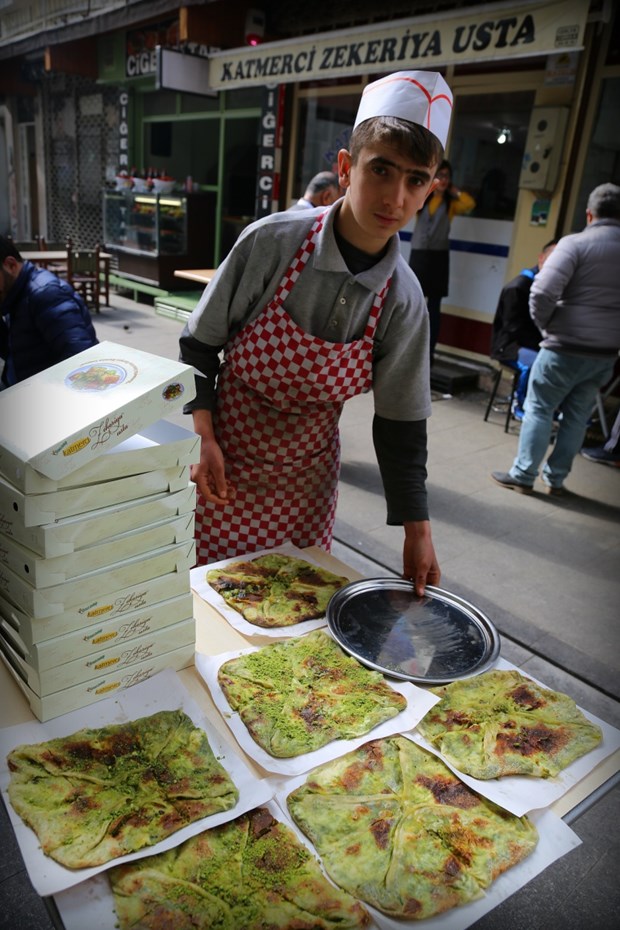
[142,91,178,116]
[570,77,620,231]
[225,87,264,109]
[221,115,260,256]
[143,118,220,186]
[294,92,359,198]
[448,91,534,220]
[180,92,220,114]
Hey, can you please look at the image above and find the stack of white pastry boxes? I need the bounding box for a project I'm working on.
[0,342,199,721]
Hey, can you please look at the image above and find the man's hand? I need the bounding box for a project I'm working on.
[190,409,235,506]
[402,520,441,597]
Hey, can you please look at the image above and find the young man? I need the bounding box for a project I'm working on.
[179,71,453,594]
[0,236,98,388]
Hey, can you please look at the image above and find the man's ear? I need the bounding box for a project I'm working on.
[337,149,352,189]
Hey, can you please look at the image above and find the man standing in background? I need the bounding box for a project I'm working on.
[491,183,620,495]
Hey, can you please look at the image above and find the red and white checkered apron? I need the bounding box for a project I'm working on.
[195,211,391,563]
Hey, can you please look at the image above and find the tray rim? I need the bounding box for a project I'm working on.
[326,577,501,685]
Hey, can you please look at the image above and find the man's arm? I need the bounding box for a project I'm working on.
[372,415,440,595]
[529,240,576,330]
[33,286,98,360]
[178,325,231,504]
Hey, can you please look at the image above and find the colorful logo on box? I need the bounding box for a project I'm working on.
[162,382,184,401]
[64,359,138,392]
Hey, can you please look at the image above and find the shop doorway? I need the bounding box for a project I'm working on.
[220,115,260,258]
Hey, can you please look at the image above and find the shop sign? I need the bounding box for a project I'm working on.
[208,0,588,89]
[125,19,211,79]
[118,90,129,171]
[255,84,285,218]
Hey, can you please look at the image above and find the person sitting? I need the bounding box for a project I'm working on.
[287,171,340,210]
[0,235,98,388]
[581,406,620,467]
[490,240,557,420]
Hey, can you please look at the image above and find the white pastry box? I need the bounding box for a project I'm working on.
[0,540,195,618]
[0,512,195,588]
[0,616,195,694]
[0,420,199,494]
[0,591,193,670]
[1,484,195,558]
[0,466,190,527]
[0,341,195,481]
[0,569,191,640]
[0,638,195,721]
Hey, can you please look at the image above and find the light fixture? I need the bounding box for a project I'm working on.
[497,127,511,145]
[245,8,265,46]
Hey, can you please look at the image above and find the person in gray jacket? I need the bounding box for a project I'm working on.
[491,182,620,495]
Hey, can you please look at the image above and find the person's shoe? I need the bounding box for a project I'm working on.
[491,471,533,494]
[544,484,567,497]
[580,446,620,467]
[511,404,525,422]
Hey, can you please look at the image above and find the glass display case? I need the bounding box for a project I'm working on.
[103,189,215,289]
[104,191,187,255]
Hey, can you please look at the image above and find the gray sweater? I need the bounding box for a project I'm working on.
[529,218,620,355]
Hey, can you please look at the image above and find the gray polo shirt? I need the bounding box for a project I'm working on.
[186,200,431,421]
[181,199,431,523]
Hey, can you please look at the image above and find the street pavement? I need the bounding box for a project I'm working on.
[1,291,618,930]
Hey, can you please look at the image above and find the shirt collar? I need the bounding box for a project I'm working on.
[313,200,401,291]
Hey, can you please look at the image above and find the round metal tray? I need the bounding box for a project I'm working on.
[326,578,500,685]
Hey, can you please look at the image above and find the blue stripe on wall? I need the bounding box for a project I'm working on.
[449,239,510,257]
[398,233,510,257]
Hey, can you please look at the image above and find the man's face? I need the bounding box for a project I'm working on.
[0,258,20,304]
[336,143,439,253]
[434,166,451,193]
[538,244,556,269]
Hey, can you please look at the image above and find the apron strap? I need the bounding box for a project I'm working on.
[269,211,328,309]
[363,277,392,340]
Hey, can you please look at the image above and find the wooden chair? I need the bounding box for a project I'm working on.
[40,236,72,278]
[13,239,39,252]
[67,244,101,313]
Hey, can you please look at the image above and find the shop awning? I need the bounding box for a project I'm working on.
[207,0,590,90]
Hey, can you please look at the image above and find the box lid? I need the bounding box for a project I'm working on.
[1,420,199,493]
[0,342,194,480]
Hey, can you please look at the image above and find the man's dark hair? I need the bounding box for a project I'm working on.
[587,183,620,220]
[0,236,22,262]
[349,116,443,169]
[305,171,339,196]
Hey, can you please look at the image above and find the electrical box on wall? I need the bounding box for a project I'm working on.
[519,107,569,192]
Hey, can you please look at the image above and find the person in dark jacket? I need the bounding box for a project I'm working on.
[490,239,557,419]
[0,236,98,388]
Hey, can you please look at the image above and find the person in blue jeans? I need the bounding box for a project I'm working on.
[490,239,557,420]
[491,183,620,496]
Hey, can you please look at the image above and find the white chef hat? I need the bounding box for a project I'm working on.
[354,71,453,148]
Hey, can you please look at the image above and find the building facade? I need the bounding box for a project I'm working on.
[1,0,618,360]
